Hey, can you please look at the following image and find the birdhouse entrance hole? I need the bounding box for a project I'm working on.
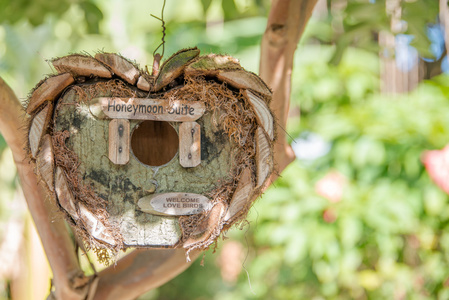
[131,120,179,166]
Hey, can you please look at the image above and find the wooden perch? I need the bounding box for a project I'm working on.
[260,0,318,178]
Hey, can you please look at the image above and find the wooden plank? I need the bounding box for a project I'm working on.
[179,122,201,168]
[78,204,116,246]
[95,53,140,85]
[29,103,53,158]
[137,193,212,216]
[224,168,253,223]
[154,48,200,91]
[137,76,151,91]
[27,73,74,114]
[36,135,55,192]
[183,202,227,249]
[256,127,272,188]
[108,119,130,165]
[55,167,78,219]
[52,55,112,78]
[96,97,205,121]
[217,70,272,97]
[244,90,274,141]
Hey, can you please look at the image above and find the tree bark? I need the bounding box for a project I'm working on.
[91,249,199,300]
[441,0,449,53]
[1,0,319,298]
[259,0,318,178]
[0,78,88,300]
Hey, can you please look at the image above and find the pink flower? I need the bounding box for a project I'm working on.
[323,209,337,223]
[315,171,347,203]
[422,145,449,194]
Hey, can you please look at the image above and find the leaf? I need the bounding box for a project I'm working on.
[200,0,213,14]
[221,0,238,20]
[79,1,103,34]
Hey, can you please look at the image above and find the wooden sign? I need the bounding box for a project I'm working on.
[108,119,130,165]
[137,193,212,216]
[179,122,201,168]
[95,97,205,121]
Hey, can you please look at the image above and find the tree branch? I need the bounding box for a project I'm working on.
[260,0,318,177]
[0,78,88,300]
[440,0,449,54]
[91,249,199,300]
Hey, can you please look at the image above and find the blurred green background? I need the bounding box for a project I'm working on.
[1,0,449,299]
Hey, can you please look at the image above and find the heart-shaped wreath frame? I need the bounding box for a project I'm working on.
[25,48,275,261]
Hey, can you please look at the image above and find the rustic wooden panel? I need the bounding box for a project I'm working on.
[55,167,78,219]
[54,81,235,247]
[217,70,272,97]
[183,202,227,249]
[97,97,205,121]
[244,90,274,141]
[256,127,272,188]
[78,204,116,246]
[224,168,253,223]
[137,76,151,91]
[95,53,140,85]
[36,134,55,191]
[154,48,200,91]
[27,73,74,114]
[179,122,201,168]
[138,193,212,216]
[52,55,112,78]
[108,119,130,165]
[29,103,53,158]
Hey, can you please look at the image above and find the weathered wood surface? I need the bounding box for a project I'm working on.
[217,70,272,97]
[108,119,130,165]
[52,55,112,78]
[256,127,272,188]
[244,90,274,141]
[36,134,55,191]
[137,76,151,91]
[183,202,227,249]
[29,103,53,158]
[137,193,212,216]
[54,83,235,247]
[78,204,116,246]
[95,53,140,85]
[184,54,241,77]
[55,167,78,219]
[224,168,253,222]
[97,97,206,121]
[179,122,201,168]
[27,73,74,114]
[154,48,200,91]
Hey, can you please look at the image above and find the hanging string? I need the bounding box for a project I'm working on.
[151,0,166,59]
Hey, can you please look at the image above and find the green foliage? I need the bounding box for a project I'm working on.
[0,1,448,299]
[150,45,449,299]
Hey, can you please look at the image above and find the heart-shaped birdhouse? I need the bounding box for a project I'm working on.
[26,48,275,257]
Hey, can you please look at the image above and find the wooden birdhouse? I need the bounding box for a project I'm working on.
[26,48,275,257]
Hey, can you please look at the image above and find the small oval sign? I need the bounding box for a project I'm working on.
[138,193,212,216]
